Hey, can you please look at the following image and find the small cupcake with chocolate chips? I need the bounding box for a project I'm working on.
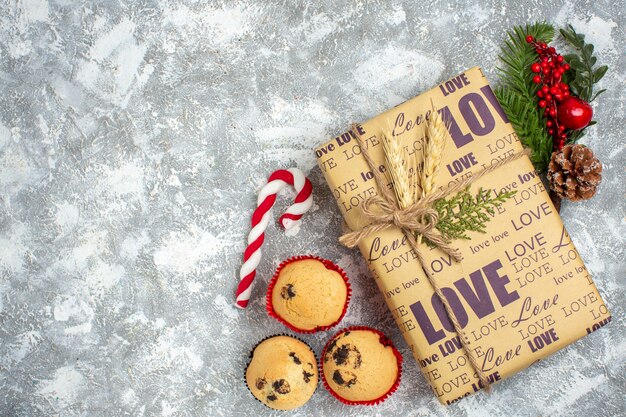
[245,335,318,410]
[321,327,402,405]
[267,256,350,333]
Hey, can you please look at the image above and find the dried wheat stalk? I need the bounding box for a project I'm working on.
[382,133,413,209]
[421,104,448,198]
[382,104,450,217]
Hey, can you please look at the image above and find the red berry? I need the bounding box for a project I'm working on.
[550,86,559,94]
[555,94,563,101]
[545,94,552,101]
[542,68,550,75]
[541,85,549,93]
[549,109,557,117]
[537,91,544,98]
[556,55,564,63]
[548,129,554,135]
[531,63,541,73]
[557,96,593,130]
[564,64,570,70]
[526,35,534,43]
[533,75,542,83]
[548,47,556,54]
[546,120,553,127]
[563,91,570,98]
[539,100,547,108]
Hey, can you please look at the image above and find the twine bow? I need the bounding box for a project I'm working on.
[340,189,462,263]
[340,124,529,391]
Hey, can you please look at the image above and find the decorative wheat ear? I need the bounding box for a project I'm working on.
[382,132,414,210]
[417,103,450,243]
[421,103,449,198]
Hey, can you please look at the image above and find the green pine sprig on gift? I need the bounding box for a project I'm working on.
[431,188,517,242]
[494,23,555,172]
[559,24,608,143]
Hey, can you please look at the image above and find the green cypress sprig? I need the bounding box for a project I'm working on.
[430,188,517,243]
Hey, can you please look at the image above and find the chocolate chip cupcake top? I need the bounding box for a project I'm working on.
[269,258,349,332]
[246,335,318,410]
[322,329,400,404]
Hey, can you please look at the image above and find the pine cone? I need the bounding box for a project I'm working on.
[547,144,602,201]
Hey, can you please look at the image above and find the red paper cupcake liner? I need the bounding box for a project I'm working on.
[266,255,351,334]
[244,333,319,410]
[320,326,403,406]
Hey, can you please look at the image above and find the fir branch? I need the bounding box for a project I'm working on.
[496,22,555,173]
[497,22,555,102]
[494,87,553,172]
[432,188,516,242]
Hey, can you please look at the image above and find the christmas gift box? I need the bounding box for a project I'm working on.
[314,67,611,405]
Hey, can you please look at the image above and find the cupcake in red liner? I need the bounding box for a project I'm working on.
[266,255,351,334]
[245,334,319,410]
[320,326,402,406]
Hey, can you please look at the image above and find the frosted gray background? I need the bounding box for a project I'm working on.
[0,0,624,416]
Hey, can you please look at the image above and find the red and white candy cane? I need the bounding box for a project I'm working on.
[235,168,313,309]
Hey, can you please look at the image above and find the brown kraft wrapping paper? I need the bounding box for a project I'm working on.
[314,67,611,405]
